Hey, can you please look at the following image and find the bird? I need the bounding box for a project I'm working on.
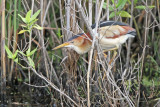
[53,20,136,54]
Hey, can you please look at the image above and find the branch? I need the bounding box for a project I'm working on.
[75,0,104,106]
[24,59,78,106]
[75,0,94,38]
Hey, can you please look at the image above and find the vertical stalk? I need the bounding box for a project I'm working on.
[87,0,104,106]
[17,0,21,27]
[88,0,92,25]
[59,0,64,36]
[9,0,17,81]
[126,0,134,69]
[106,0,110,63]
[106,0,109,20]
[7,0,12,75]
[137,0,148,106]
[95,0,99,21]
[1,0,6,104]
[66,0,71,39]
[27,0,34,84]
[40,0,51,78]
[157,0,160,23]
[75,0,104,106]
[29,0,34,51]
[51,2,58,30]
[59,0,65,104]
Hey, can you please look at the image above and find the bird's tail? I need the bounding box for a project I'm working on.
[127,31,136,37]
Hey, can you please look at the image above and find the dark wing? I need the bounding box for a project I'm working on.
[68,33,84,41]
[68,33,92,41]
[98,25,136,38]
[91,20,129,29]
[93,21,136,38]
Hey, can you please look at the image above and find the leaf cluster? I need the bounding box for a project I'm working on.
[5,45,37,69]
[5,10,42,69]
[18,10,42,34]
[93,0,155,18]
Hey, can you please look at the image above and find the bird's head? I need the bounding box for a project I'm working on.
[53,33,92,54]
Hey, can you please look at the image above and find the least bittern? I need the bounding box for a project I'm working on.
[53,21,136,54]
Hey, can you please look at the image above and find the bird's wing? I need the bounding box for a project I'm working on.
[91,21,128,29]
[91,21,136,38]
[98,25,136,38]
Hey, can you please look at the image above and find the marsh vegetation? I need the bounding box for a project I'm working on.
[0,0,160,106]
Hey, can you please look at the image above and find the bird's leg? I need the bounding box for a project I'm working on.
[105,51,117,65]
[103,47,118,58]
[103,47,118,53]
[102,50,117,81]
[103,52,108,58]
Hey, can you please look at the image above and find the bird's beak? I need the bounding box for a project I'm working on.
[52,42,70,50]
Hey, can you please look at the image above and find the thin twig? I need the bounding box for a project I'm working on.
[126,0,134,70]
[27,63,78,106]
[75,0,104,106]
[137,0,148,106]
[40,0,51,78]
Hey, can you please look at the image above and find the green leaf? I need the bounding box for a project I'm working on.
[18,51,26,56]
[109,5,114,11]
[33,24,43,30]
[30,10,41,22]
[116,0,127,10]
[133,0,138,4]
[117,11,131,18]
[109,11,131,18]
[56,28,61,38]
[135,5,146,9]
[27,57,35,68]
[20,24,27,28]
[14,58,18,63]
[93,0,114,11]
[102,2,114,11]
[18,30,29,34]
[147,5,155,9]
[128,0,131,4]
[109,12,115,18]
[26,48,37,57]
[18,78,23,82]
[18,14,27,23]
[111,0,114,4]
[12,50,18,59]
[5,45,13,58]
[26,48,31,56]
[29,19,38,26]
[135,5,155,10]
[25,10,32,23]
[102,2,107,9]
[27,48,37,57]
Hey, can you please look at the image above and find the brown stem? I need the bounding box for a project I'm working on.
[1,0,6,103]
